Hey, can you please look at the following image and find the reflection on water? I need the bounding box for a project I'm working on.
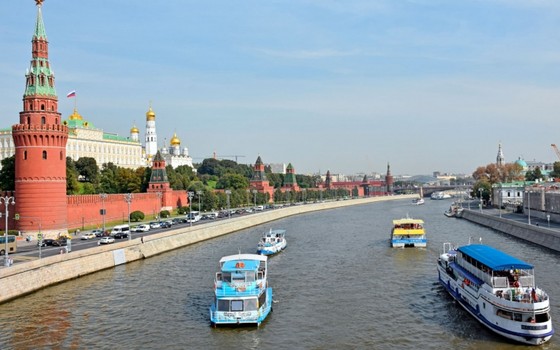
[0,199,559,350]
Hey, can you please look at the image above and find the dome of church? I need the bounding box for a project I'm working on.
[515,158,528,168]
[69,108,83,120]
[130,125,139,134]
[170,133,181,146]
[146,107,156,121]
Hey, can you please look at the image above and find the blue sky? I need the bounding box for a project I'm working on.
[1,0,560,176]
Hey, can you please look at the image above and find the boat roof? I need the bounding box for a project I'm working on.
[458,244,533,270]
[219,254,267,272]
[264,229,286,235]
[393,218,424,225]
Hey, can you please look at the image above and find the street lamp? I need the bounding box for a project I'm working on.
[478,188,483,213]
[252,189,257,208]
[246,189,250,208]
[187,191,194,227]
[156,192,163,221]
[99,193,108,234]
[302,188,307,204]
[225,190,231,219]
[196,190,203,212]
[124,193,133,241]
[525,190,531,225]
[286,189,291,205]
[1,196,15,267]
[547,214,550,228]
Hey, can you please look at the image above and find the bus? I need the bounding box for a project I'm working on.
[0,235,17,255]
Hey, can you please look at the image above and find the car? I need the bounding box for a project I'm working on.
[113,232,129,239]
[52,238,67,246]
[149,222,161,229]
[171,218,182,225]
[80,233,96,240]
[133,224,150,232]
[160,221,172,228]
[92,229,105,237]
[99,237,115,244]
[37,238,55,247]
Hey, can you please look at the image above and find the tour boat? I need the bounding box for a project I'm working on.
[257,229,287,255]
[209,254,273,327]
[444,203,464,218]
[390,217,426,248]
[412,198,425,205]
[437,243,554,345]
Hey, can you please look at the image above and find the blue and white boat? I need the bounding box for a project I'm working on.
[437,243,554,345]
[257,229,287,255]
[210,254,273,327]
[390,217,426,248]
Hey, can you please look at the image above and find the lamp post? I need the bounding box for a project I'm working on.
[246,189,250,208]
[499,185,502,218]
[526,190,531,225]
[286,189,291,205]
[478,188,483,213]
[302,188,307,204]
[1,196,15,267]
[99,193,108,234]
[225,190,231,219]
[187,191,194,227]
[124,193,133,241]
[252,189,257,208]
[196,190,203,212]
[156,192,163,221]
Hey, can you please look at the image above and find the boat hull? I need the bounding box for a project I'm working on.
[210,287,273,327]
[391,239,426,248]
[257,241,287,255]
[437,266,553,345]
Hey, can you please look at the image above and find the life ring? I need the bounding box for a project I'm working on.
[513,280,520,288]
[235,262,245,268]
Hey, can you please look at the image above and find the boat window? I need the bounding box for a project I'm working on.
[217,299,230,311]
[245,298,258,311]
[222,273,231,282]
[216,272,222,282]
[257,272,264,280]
[231,300,244,312]
[246,273,255,282]
[259,291,267,307]
[232,273,245,283]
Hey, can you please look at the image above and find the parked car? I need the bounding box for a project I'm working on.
[37,238,55,247]
[149,222,161,229]
[80,233,96,240]
[113,232,129,239]
[99,237,115,244]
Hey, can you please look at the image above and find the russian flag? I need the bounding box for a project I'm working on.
[66,90,76,98]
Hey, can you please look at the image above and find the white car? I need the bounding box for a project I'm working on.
[149,222,161,229]
[80,232,96,240]
[99,237,115,244]
[134,224,150,232]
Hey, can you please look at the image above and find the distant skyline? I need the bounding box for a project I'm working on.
[1,0,559,175]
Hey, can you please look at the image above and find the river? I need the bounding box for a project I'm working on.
[0,199,558,350]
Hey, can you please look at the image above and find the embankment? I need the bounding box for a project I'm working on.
[0,195,412,304]
[461,210,560,252]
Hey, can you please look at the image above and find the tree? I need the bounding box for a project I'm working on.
[550,161,560,180]
[66,157,80,194]
[75,157,99,184]
[216,173,249,190]
[0,155,15,191]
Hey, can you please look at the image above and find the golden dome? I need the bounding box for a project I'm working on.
[69,108,83,120]
[146,106,156,121]
[130,125,139,134]
[170,133,181,146]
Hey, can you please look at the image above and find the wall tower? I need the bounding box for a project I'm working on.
[12,0,69,235]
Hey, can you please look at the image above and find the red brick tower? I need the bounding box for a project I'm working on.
[12,0,69,235]
[250,156,274,201]
[282,163,300,192]
[385,163,394,194]
[147,151,174,210]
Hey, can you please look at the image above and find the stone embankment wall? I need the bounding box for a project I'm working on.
[0,195,412,304]
[462,210,560,252]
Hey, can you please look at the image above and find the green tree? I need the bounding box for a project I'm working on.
[550,162,560,179]
[75,157,99,184]
[66,157,80,194]
[216,173,249,190]
[130,210,145,222]
[99,162,119,193]
[0,155,15,191]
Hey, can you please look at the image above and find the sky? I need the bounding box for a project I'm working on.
[1,0,560,176]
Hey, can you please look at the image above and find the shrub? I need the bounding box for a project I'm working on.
[159,210,170,219]
[130,210,145,222]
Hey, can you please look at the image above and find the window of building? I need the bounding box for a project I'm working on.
[41,116,46,125]
[42,150,47,160]
[41,104,45,111]
[24,150,27,160]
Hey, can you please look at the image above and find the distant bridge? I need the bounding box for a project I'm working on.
[393,185,471,197]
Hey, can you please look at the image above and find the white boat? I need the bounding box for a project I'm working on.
[437,243,554,345]
[390,217,426,248]
[257,229,287,255]
[444,203,463,217]
[412,198,425,205]
[209,254,273,326]
[431,191,452,200]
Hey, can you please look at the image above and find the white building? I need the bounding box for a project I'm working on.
[160,133,194,169]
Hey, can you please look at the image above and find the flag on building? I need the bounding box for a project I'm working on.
[66,90,76,98]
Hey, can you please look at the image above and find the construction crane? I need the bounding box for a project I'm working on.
[551,144,560,160]
[211,152,246,163]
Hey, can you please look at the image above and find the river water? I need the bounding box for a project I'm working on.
[0,199,559,350]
